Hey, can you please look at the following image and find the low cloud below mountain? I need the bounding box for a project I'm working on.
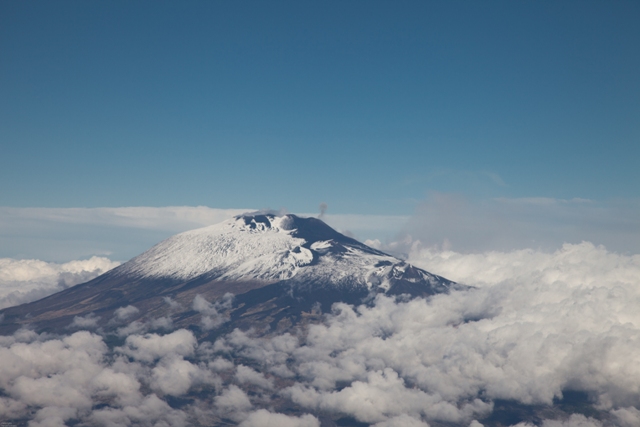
[0,240,638,426]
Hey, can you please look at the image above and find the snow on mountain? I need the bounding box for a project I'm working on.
[115,212,451,292]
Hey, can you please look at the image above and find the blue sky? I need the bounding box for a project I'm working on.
[1,1,639,259]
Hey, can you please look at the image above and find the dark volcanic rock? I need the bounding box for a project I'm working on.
[0,213,464,336]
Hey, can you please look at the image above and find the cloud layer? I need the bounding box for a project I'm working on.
[0,257,120,309]
[0,242,639,426]
[2,197,639,262]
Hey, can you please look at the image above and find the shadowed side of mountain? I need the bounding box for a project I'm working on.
[0,267,461,336]
[0,270,272,335]
[0,213,464,336]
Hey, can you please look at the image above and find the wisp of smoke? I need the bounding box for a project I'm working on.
[319,203,328,219]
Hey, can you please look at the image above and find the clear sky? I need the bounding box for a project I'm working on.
[1,1,639,215]
[0,0,640,260]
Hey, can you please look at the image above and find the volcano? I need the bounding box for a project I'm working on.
[0,213,462,336]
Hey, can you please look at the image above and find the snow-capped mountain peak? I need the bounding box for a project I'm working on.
[115,212,453,293]
[0,212,459,337]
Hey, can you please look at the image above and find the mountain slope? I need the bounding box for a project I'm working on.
[0,213,463,335]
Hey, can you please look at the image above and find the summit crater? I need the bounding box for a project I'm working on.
[0,213,463,336]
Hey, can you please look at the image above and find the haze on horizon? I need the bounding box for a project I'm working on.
[2,1,638,263]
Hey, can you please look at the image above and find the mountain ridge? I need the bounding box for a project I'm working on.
[0,213,463,336]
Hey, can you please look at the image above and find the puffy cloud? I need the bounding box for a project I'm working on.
[87,393,189,427]
[238,409,320,427]
[114,305,140,321]
[118,329,197,362]
[29,406,78,427]
[0,397,26,419]
[150,355,201,396]
[211,243,640,425]
[611,406,640,427]
[372,414,432,427]
[69,313,101,329]
[110,306,175,337]
[193,293,234,330]
[215,384,253,418]
[0,331,110,420]
[235,365,274,390]
[92,367,141,403]
[513,414,603,427]
[149,316,174,330]
[0,257,119,309]
[163,296,182,311]
[286,368,490,424]
[116,320,147,337]
[1,241,640,426]
[0,328,198,425]
[209,356,235,372]
[406,241,640,289]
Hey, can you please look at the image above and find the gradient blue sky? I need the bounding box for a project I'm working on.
[1,1,639,217]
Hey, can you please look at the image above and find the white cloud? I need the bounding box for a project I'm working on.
[235,365,274,390]
[1,239,640,426]
[116,320,147,337]
[150,355,201,396]
[92,367,141,403]
[0,256,119,309]
[193,293,234,330]
[238,409,320,427]
[209,356,235,372]
[215,384,253,416]
[611,406,640,427]
[512,414,604,427]
[286,368,490,424]
[149,316,174,330]
[118,329,197,362]
[212,242,640,425]
[0,329,195,425]
[28,406,78,427]
[406,241,640,289]
[114,305,140,321]
[88,393,188,427]
[372,414,432,427]
[0,331,108,412]
[69,313,101,329]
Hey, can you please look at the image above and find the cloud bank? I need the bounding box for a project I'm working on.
[2,196,639,262]
[0,257,120,309]
[0,242,639,426]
